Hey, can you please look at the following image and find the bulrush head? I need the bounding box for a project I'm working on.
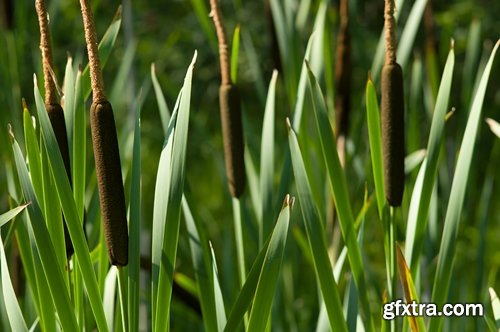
[381,0,405,206]
[210,0,246,198]
[36,0,75,256]
[80,0,128,265]
[90,100,128,266]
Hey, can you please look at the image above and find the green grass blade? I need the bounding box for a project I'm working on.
[224,237,271,332]
[260,70,278,246]
[33,76,108,331]
[110,41,137,107]
[248,195,293,332]
[486,118,500,139]
[63,56,75,150]
[151,63,171,137]
[396,0,428,69]
[151,96,179,320]
[365,77,385,218]
[309,1,326,77]
[405,149,426,175]
[489,288,500,330]
[0,234,28,332]
[22,108,43,201]
[189,0,217,51]
[461,19,481,108]
[209,243,227,332]
[72,68,85,220]
[0,204,28,228]
[154,51,197,332]
[288,123,347,332]
[12,215,41,323]
[429,40,499,332]
[405,46,455,270]
[231,25,240,84]
[40,136,66,271]
[128,91,143,332]
[182,197,218,332]
[10,133,78,331]
[291,32,315,132]
[306,64,373,331]
[103,267,118,332]
[82,6,122,100]
[232,198,247,289]
[395,245,426,332]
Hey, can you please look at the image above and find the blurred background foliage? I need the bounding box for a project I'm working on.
[0,0,499,329]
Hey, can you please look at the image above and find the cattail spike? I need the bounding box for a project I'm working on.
[90,101,128,266]
[80,0,128,266]
[381,63,405,206]
[382,0,405,207]
[219,84,246,197]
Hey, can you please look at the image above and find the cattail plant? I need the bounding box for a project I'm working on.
[381,0,405,207]
[80,0,128,266]
[35,0,74,256]
[210,0,246,198]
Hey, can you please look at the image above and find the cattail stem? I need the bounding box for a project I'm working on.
[35,0,57,104]
[79,0,106,103]
[80,0,128,266]
[210,0,246,197]
[210,0,231,85]
[384,0,396,65]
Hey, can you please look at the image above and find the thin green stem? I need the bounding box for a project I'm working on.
[231,197,248,328]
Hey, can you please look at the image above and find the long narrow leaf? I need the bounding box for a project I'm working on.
[0,204,29,228]
[155,51,197,332]
[405,46,455,270]
[248,195,293,332]
[429,40,499,332]
[365,78,385,218]
[260,70,278,245]
[10,132,78,331]
[33,76,108,331]
[306,64,373,331]
[288,122,347,332]
[0,235,28,332]
[183,197,218,332]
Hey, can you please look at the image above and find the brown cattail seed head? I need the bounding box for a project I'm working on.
[381,63,405,206]
[47,103,75,256]
[90,100,128,266]
[219,84,246,198]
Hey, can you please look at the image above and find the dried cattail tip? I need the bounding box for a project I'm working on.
[46,103,75,256]
[381,63,405,206]
[219,84,246,198]
[90,100,128,266]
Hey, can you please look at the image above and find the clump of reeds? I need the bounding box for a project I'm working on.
[80,0,128,266]
[210,0,246,198]
[35,0,74,256]
[381,0,405,207]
